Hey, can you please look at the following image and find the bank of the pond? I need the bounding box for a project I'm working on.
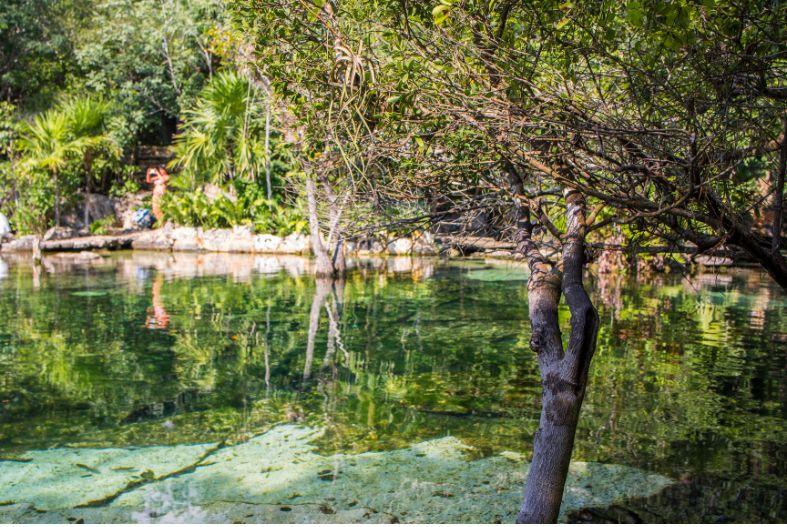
[0,225,445,257]
[0,226,740,274]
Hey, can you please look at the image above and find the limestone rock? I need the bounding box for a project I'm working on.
[43,226,79,242]
[0,443,217,510]
[0,235,37,252]
[201,229,250,253]
[132,229,173,251]
[171,227,201,252]
[695,255,734,267]
[254,234,283,253]
[0,424,673,524]
[387,238,413,255]
[279,233,308,254]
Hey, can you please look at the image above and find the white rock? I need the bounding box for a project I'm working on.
[171,227,200,252]
[279,233,308,254]
[387,237,413,255]
[0,235,37,252]
[253,234,283,253]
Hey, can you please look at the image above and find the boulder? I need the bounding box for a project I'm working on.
[74,193,117,228]
[254,234,283,253]
[115,192,150,230]
[387,237,413,255]
[43,226,79,242]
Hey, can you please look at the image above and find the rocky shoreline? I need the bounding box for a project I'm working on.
[0,225,444,257]
[0,224,740,271]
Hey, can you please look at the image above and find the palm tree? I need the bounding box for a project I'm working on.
[62,97,120,228]
[17,110,74,227]
[172,71,267,190]
[18,98,119,229]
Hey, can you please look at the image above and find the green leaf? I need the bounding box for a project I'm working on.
[432,4,451,25]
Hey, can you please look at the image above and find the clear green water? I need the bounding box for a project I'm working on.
[0,252,784,522]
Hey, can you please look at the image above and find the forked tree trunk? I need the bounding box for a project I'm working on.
[515,188,600,524]
[305,174,335,277]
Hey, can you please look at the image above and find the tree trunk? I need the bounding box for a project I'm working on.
[772,116,786,254]
[305,173,334,277]
[84,164,92,230]
[84,179,90,229]
[265,101,273,202]
[702,190,787,292]
[515,188,600,524]
[54,171,61,228]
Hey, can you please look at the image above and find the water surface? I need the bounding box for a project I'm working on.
[0,252,784,522]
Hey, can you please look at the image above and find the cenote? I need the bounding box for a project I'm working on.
[0,252,784,523]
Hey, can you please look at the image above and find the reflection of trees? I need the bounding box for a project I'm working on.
[0,256,784,519]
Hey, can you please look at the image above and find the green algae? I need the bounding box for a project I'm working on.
[0,424,672,524]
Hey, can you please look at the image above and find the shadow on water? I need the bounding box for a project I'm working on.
[0,251,784,522]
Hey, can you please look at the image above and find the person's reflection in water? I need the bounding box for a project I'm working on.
[146,273,170,330]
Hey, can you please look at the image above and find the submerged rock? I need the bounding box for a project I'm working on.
[0,443,217,510]
[0,425,672,524]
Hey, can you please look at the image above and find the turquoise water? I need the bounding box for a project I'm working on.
[0,252,784,522]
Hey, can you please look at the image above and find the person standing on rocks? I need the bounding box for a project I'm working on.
[145,166,170,224]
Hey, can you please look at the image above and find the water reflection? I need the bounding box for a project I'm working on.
[0,253,783,522]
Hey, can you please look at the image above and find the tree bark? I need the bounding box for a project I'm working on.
[54,171,61,228]
[702,190,787,292]
[516,188,600,524]
[84,153,93,230]
[305,173,335,277]
[772,117,786,255]
[265,101,273,202]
